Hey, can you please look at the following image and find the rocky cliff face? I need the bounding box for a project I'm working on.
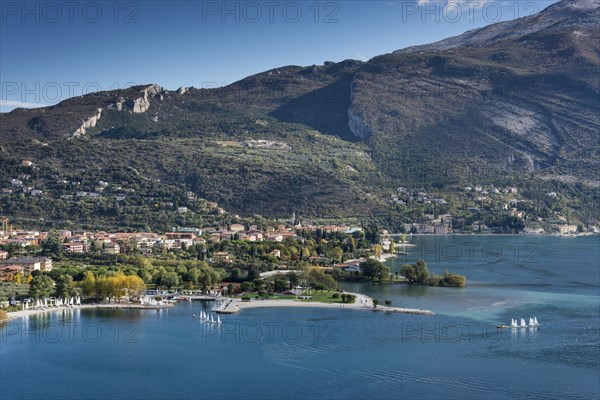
[347,79,372,140]
[70,85,166,137]
[72,108,103,138]
[127,84,165,114]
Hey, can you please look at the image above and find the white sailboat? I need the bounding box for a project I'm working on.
[217,315,221,325]
[511,318,518,328]
[528,317,534,326]
[44,298,48,307]
[520,318,527,328]
[210,314,215,324]
[25,301,29,310]
[76,296,81,305]
[534,317,539,325]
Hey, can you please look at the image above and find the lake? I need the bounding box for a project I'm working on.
[1,235,598,399]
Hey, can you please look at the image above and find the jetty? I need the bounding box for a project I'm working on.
[371,307,435,315]
[215,299,239,314]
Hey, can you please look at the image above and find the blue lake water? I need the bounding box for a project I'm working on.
[1,235,599,399]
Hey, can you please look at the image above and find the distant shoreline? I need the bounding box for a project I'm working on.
[388,232,597,237]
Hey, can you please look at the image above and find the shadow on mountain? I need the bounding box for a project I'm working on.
[269,76,358,142]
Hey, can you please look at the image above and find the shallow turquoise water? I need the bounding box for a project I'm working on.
[1,236,598,399]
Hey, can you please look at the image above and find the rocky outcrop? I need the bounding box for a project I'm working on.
[126,85,164,114]
[107,99,125,111]
[347,79,372,140]
[72,108,102,138]
[347,108,372,140]
[128,96,150,114]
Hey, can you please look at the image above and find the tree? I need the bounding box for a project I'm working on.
[364,224,381,244]
[41,235,62,256]
[440,274,467,287]
[415,259,430,284]
[306,269,337,290]
[274,278,288,293]
[240,281,255,293]
[342,294,356,303]
[138,269,153,284]
[385,300,392,306]
[330,247,343,263]
[95,277,111,302]
[312,282,327,293]
[373,244,383,259]
[372,299,379,308]
[124,274,146,298]
[159,271,180,290]
[80,271,96,298]
[187,268,200,285]
[54,274,74,299]
[400,264,416,282]
[388,240,395,254]
[360,259,389,282]
[287,272,299,289]
[89,240,99,254]
[301,247,311,259]
[29,274,55,299]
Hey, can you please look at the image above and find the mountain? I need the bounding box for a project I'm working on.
[1,0,599,230]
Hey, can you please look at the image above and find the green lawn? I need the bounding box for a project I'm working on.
[298,290,345,304]
[237,290,348,304]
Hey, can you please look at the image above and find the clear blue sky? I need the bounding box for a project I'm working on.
[0,0,557,112]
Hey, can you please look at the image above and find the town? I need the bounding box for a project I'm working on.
[0,210,474,315]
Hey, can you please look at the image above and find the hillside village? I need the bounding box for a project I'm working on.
[2,158,594,236]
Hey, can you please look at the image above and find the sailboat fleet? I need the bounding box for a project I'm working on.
[194,310,222,325]
[498,317,540,329]
[23,296,83,310]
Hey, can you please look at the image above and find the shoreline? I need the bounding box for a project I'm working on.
[388,232,598,237]
[4,299,435,320]
[5,303,172,321]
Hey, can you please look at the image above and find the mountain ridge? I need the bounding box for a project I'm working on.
[1,0,599,229]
